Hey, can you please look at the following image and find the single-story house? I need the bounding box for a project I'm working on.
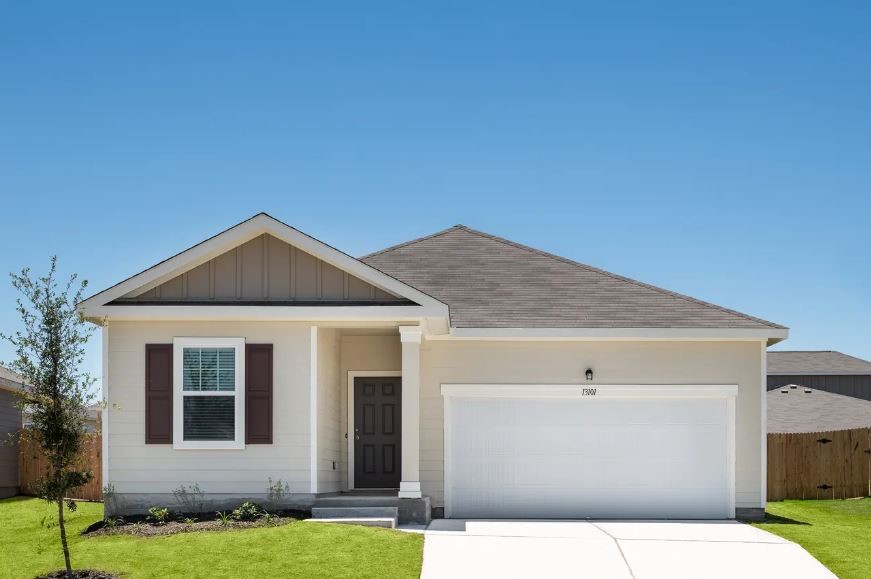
[768,350,871,401]
[78,213,788,521]
[768,385,871,434]
[0,366,24,499]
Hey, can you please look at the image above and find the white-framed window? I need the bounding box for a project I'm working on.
[173,337,245,450]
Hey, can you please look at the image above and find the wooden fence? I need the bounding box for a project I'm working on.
[19,433,102,502]
[768,427,871,501]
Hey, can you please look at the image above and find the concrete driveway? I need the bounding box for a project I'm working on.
[421,520,835,579]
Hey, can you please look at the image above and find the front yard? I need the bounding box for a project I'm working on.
[0,497,423,579]
[753,498,871,579]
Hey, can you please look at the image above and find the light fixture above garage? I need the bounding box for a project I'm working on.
[585,368,594,381]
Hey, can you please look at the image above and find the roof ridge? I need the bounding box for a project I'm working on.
[360,225,467,260]
[454,225,786,330]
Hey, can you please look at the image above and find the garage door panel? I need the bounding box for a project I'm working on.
[448,395,732,519]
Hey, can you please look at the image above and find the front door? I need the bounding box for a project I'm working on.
[354,376,402,488]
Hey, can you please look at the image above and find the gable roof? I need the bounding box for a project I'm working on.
[768,385,871,433]
[78,213,449,322]
[362,225,786,333]
[768,351,871,375]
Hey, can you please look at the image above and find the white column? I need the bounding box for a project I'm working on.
[399,326,422,499]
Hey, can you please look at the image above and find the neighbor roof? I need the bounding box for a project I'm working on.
[0,365,25,393]
[362,225,786,331]
[768,351,871,375]
[768,385,871,433]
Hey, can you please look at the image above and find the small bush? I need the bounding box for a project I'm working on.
[172,483,205,514]
[232,501,264,521]
[216,511,232,526]
[147,507,171,525]
[266,477,291,507]
[103,516,123,529]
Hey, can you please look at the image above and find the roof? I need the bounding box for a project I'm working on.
[768,351,871,375]
[362,225,786,331]
[0,365,25,393]
[768,385,871,433]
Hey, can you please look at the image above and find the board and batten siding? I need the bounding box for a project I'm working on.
[418,340,765,510]
[106,321,314,511]
[119,234,404,303]
[0,390,21,498]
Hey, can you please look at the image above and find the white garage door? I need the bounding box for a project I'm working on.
[444,385,736,519]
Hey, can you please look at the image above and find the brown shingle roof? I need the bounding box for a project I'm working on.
[768,385,871,433]
[362,225,785,330]
[768,351,871,375]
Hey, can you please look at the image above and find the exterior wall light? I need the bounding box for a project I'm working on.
[585,368,593,381]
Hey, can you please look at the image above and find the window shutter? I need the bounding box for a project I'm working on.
[145,344,173,444]
[246,344,273,444]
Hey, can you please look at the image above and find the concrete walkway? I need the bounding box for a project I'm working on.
[421,519,835,579]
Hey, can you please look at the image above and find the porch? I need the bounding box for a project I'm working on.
[312,324,427,522]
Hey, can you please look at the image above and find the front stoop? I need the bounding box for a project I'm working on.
[311,494,431,527]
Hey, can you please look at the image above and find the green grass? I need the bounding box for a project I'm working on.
[752,498,871,579]
[0,497,423,579]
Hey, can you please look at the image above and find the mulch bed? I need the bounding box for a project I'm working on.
[83,510,309,538]
[35,570,117,578]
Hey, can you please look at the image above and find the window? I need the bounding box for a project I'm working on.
[173,337,245,449]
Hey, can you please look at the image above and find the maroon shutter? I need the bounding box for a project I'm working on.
[246,344,273,444]
[145,344,173,444]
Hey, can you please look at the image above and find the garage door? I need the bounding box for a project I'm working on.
[443,384,736,519]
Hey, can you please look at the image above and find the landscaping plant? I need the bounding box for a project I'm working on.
[2,258,96,578]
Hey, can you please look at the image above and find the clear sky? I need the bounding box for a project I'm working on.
[1,2,869,393]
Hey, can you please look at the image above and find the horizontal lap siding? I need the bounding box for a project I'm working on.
[419,340,763,509]
[107,322,312,496]
[0,391,21,492]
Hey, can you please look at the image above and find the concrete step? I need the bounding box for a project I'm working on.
[307,517,396,529]
[311,506,399,520]
[313,495,401,508]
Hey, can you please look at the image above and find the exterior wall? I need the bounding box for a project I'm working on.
[121,234,402,303]
[106,321,314,513]
[768,374,871,401]
[316,328,341,493]
[338,335,402,490]
[418,339,765,510]
[0,390,21,498]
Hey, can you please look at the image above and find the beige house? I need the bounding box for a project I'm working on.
[79,213,787,523]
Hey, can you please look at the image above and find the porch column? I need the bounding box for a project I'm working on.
[399,326,422,499]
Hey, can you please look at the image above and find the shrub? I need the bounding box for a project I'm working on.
[266,478,291,508]
[147,507,171,525]
[232,501,264,521]
[172,483,205,514]
[216,511,232,526]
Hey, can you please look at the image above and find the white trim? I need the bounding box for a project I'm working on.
[172,337,246,450]
[346,370,402,491]
[760,341,767,507]
[78,213,450,320]
[441,383,739,519]
[399,326,423,343]
[81,305,446,322]
[101,324,109,491]
[310,326,318,495]
[440,383,739,398]
[434,327,788,342]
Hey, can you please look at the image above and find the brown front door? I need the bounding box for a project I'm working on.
[354,376,401,489]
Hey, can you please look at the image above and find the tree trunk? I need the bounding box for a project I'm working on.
[57,498,73,578]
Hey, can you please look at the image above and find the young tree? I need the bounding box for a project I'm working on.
[3,257,96,579]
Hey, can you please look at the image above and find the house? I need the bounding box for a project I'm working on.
[23,402,102,433]
[768,351,871,401]
[0,366,25,499]
[78,213,788,522]
[768,385,871,434]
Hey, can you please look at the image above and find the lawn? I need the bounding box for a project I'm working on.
[752,498,871,579]
[0,497,423,579]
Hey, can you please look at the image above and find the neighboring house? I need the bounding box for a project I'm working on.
[78,213,788,521]
[768,351,871,401]
[768,385,871,433]
[0,366,24,499]
[23,402,102,433]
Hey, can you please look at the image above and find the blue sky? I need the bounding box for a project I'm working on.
[1,2,869,392]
